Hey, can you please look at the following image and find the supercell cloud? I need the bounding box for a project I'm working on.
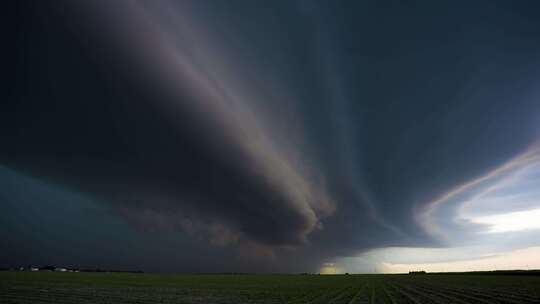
[4,0,540,272]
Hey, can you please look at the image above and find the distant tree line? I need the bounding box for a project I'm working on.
[1,265,143,273]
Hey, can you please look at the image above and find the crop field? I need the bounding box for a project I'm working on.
[1,272,540,303]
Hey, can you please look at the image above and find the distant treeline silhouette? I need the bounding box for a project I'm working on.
[429,270,540,276]
[1,265,143,273]
[409,271,427,275]
[79,268,144,273]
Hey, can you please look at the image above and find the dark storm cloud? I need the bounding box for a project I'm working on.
[4,0,540,271]
[4,0,334,250]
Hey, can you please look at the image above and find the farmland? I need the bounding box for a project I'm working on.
[1,271,540,303]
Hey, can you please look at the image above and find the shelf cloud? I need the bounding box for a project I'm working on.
[4,0,540,272]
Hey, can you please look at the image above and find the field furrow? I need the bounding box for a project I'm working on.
[2,272,540,304]
[402,282,472,304]
[385,283,422,304]
[423,284,532,304]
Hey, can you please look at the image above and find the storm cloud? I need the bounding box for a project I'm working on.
[4,0,540,272]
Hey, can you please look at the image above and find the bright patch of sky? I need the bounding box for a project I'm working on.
[469,208,540,233]
[378,246,540,273]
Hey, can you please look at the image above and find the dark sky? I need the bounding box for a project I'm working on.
[4,0,540,273]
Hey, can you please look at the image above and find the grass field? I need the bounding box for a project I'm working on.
[1,271,540,303]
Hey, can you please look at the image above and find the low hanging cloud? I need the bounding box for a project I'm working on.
[5,0,540,271]
[3,0,335,251]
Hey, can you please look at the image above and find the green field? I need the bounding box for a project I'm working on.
[1,271,540,303]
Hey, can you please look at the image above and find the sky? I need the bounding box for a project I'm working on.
[4,0,540,273]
